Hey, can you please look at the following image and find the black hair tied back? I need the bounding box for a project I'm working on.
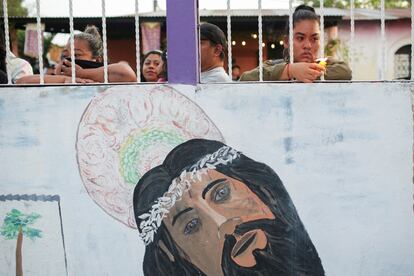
[284,4,319,35]
[295,4,316,14]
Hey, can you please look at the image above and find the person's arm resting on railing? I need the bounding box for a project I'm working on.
[56,59,137,83]
[15,75,94,84]
[240,58,351,83]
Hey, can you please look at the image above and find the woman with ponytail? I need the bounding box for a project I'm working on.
[17,25,136,84]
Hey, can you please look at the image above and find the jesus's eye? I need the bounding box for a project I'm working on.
[184,218,201,235]
[212,184,230,203]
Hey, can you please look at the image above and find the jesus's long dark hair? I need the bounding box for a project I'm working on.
[133,139,324,275]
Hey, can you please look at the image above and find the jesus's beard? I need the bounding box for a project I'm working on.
[220,219,325,276]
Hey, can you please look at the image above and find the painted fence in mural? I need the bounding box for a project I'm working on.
[0,83,413,275]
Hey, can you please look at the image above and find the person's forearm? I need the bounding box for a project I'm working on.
[79,64,137,83]
[77,67,104,82]
[240,62,285,81]
[279,63,290,80]
[15,75,68,84]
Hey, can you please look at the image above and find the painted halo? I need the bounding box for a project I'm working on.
[76,85,224,228]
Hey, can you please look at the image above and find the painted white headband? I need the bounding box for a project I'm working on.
[138,145,240,245]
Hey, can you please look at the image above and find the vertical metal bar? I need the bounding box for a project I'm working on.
[166,0,198,84]
[101,0,109,83]
[2,0,12,84]
[289,0,294,64]
[227,0,232,80]
[68,0,76,83]
[135,0,141,82]
[36,0,44,84]
[319,0,324,58]
[380,0,385,80]
[411,0,414,80]
[319,0,325,81]
[350,0,355,74]
[258,0,263,81]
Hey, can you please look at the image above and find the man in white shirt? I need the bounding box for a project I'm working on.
[0,25,33,84]
[8,52,33,83]
[1,27,33,83]
[200,23,231,83]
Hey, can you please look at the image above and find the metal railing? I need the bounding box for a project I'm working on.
[1,0,413,85]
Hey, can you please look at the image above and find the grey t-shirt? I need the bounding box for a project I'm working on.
[201,67,231,83]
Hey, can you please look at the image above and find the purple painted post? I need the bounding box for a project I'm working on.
[166,0,199,85]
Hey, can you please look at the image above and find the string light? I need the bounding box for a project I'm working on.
[232,40,236,46]
[242,41,246,46]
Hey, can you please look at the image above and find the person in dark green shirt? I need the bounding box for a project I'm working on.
[241,5,352,83]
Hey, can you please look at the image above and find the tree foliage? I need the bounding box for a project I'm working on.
[303,0,410,9]
[0,0,28,17]
[1,209,42,240]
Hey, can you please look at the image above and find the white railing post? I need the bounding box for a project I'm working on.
[380,0,386,80]
[135,0,141,82]
[227,0,232,80]
[2,0,12,84]
[350,0,355,74]
[411,0,414,80]
[36,0,44,84]
[319,0,325,81]
[69,0,76,83]
[258,0,263,82]
[289,0,294,65]
[101,0,109,83]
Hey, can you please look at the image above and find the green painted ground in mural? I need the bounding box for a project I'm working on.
[119,129,184,185]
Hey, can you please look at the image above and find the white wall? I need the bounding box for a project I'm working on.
[0,83,413,275]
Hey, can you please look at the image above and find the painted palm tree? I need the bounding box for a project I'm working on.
[1,209,42,276]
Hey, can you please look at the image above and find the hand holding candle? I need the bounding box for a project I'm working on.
[316,57,328,69]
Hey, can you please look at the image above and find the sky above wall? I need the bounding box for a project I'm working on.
[23,0,293,17]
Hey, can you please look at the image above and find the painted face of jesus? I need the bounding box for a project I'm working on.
[163,169,275,276]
